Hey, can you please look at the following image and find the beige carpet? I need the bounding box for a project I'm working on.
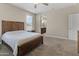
[0,37,79,56]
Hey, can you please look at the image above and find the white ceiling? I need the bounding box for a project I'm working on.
[10,3,76,14]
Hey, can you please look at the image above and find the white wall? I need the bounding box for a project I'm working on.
[36,4,79,39]
[0,4,35,37]
[36,10,68,39]
[36,14,41,33]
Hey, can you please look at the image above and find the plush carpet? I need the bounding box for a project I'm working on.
[0,37,79,56]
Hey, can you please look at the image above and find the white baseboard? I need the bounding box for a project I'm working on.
[45,34,68,40]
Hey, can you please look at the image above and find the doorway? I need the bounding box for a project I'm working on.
[40,15,47,34]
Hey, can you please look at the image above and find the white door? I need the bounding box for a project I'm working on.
[68,14,79,40]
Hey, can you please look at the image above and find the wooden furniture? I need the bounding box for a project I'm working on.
[2,20,43,56]
[2,21,24,34]
[41,28,46,34]
[18,36,43,56]
[27,30,35,32]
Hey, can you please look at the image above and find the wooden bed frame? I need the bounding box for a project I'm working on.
[2,20,43,56]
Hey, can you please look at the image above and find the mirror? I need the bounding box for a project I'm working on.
[40,15,47,28]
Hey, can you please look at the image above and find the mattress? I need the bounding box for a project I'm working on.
[1,30,41,56]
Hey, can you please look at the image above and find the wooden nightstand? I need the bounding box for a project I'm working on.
[41,28,46,34]
[27,30,35,32]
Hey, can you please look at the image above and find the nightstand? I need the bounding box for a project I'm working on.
[27,30,35,32]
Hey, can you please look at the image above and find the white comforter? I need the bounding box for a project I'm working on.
[1,30,41,56]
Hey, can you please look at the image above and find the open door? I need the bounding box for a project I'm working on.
[78,31,79,53]
[68,14,79,53]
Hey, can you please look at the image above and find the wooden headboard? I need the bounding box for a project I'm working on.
[2,21,24,34]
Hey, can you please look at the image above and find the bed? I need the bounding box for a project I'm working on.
[1,21,43,56]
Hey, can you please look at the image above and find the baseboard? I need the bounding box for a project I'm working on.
[45,34,68,40]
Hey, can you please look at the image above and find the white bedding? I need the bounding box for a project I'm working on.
[1,30,41,56]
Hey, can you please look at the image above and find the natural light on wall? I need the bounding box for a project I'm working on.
[26,15,33,31]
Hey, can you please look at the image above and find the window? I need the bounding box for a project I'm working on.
[26,16,33,31]
[26,16,32,26]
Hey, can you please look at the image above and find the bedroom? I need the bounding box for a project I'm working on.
[0,3,79,56]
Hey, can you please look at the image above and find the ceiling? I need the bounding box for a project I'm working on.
[10,3,76,14]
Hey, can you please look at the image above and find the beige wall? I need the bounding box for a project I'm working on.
[0,3,35,36]
[36,14,41,33]
[36,4,79,39]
